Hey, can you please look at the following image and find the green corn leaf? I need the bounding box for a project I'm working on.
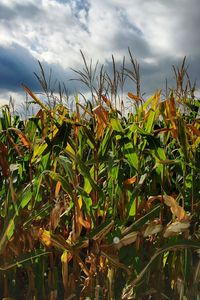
[75,154,99,191]
[110,118,124,133]
[124,142,138,171]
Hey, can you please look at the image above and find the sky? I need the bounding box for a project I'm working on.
[0,0,200,107]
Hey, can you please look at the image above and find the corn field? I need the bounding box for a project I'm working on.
[0,53,200,299]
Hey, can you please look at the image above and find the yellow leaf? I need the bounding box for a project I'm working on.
[38,229,52,247]
[55,181,62,198]
[78,196,82,208]
[38,228,71,250]
[66,143,75,156]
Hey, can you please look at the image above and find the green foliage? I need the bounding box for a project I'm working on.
[0,55,200,299]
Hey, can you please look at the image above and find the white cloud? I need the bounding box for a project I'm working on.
[0,0,89,67]
[1,0,199,64]
[0,91,25,108]
[0,0,199,105]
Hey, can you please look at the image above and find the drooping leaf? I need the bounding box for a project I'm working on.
[128,92,141,103]
[21,83,49,111]
[8,128,31,149]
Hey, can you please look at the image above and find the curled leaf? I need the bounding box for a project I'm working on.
[148,195,187,221]
[170,205,186,221]
[144,219,163,237]
[38,229,52,247]
[163,195,186,221]
[162,195,177,207]
[163,221,190,238]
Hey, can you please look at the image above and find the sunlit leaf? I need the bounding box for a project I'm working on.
[110,118,124,133]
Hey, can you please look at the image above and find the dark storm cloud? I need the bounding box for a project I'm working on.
[141,55,200,96]
[0,44,38,92]
[112,31,151,58]
[0,43,81,95]
[0,44,199,103]
[103,52,200,98]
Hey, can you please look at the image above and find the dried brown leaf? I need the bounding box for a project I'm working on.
[128,92,141,102]
[116,231,138,249]
[144,220,163,237]
[163,221,190,238]
[50,203,63,231]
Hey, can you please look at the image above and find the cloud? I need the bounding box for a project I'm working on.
[108,0,200,58]
[0,42,82,107]
[0,0,199,106]
[0,43,38,92]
